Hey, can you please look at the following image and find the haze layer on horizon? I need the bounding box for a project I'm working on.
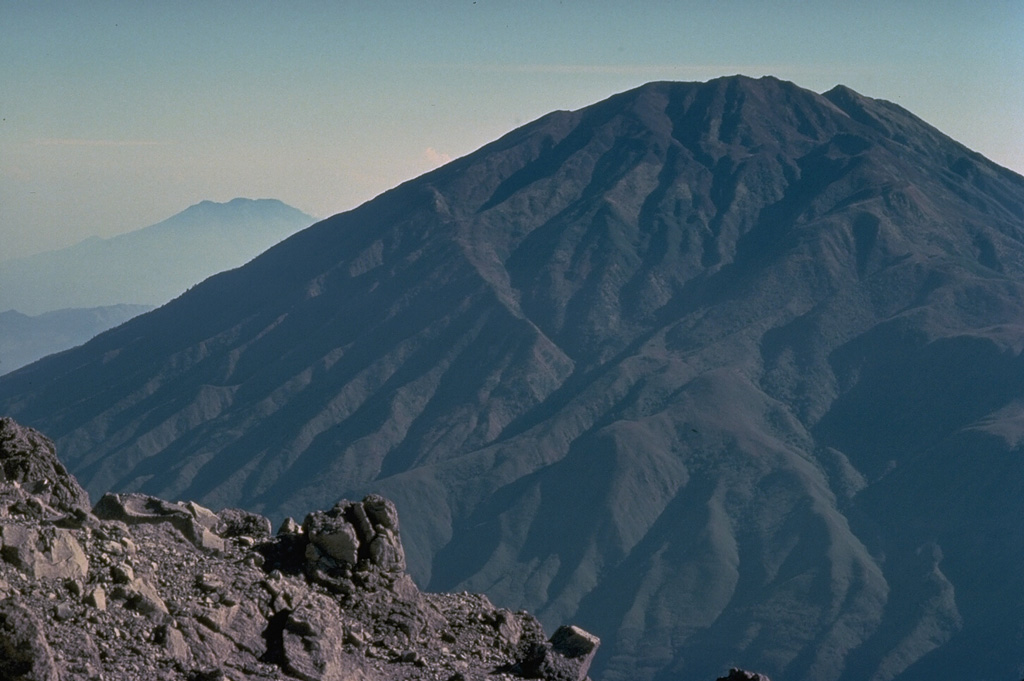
[2,0,1021,259]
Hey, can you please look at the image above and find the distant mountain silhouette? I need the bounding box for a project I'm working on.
[0,198,313,314]
[0,305,152,375]
[3,76,1024,681]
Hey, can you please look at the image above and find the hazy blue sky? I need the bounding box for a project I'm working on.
[3,1,1022,259]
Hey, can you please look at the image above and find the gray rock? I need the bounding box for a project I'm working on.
[111,562,134,584]
[494,608,524,647]
[362,494,400,532]
[300,497,411,595]
[518,625,601,681]
[277,516,302,535]
[262,597,353,681]
[304,507,360,566]
[347,502,375,544]
[124,576,169,617]
[216,507,272,538]
[0,524,89,580]
[0,416,90,514]
[53,601,74,621]
[196,572,225,593]
[717,670,772,681]
[0,598,59,681]
[368,528,405,573]
[85,585,106,610]
[153,623,192,665]
[93,492,224,552]
[550,625,600,662]
[185,500,219,530]
[196,602,265,656]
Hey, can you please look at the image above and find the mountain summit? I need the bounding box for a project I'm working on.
[0,198,314,314]
[3,76,1024,681]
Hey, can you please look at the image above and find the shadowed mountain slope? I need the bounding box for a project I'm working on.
[2,76,1024,681]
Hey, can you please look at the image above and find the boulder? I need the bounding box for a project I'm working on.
[153,623,192,665]
[0,524,88,580]
[0,598,59,681]
[85,586,107,611]
[93,492,225,552]
[302,496,407,589]
[518,625,601,681]
[277,517,302,535]
[275,600,349,681]
[362,494,400,532]
[550,625,600,663]
[195,601,266,657]
[123,576,169,618]
[717,670,772,681]
[304,508,360,566]
[0,416,90,513]
[216,507,272,538]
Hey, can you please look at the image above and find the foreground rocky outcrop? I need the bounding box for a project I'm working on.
[0,417,601,680]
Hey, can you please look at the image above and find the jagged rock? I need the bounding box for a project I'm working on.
[93,492,225,552]
[0,416,90,514]
[122,576,169,618]
[0,524,88,580]
[517,625,601,681]
[550,626,600,667]
[0,598,59,681]
[302,496,408,594]
[718,670,772,681]
[367,528,404,573]
[362,494,399,532]
[85,585,107,610]
[270,598,350,681]
[494,608,524,647]
[195,601,266,657]
[305,507,360,566]
[111,562,134,583]
[184,500,219,529]
[153,623,192,664]
[196,572,224,593]
[216,507,272,538]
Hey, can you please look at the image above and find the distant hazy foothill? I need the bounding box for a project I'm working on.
[0,305,153,375]
[0,198,314,315]
[3,77,1024,681]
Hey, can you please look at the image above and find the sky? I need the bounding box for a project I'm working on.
[2,0,1023,260]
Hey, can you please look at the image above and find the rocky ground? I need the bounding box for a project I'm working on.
[0,417,602,681]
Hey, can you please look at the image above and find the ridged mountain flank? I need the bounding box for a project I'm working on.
[3,76,1024,681]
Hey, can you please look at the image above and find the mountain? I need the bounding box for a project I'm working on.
[0,305,153,375]
[0,198,314,315]
[3,76,1024,681]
